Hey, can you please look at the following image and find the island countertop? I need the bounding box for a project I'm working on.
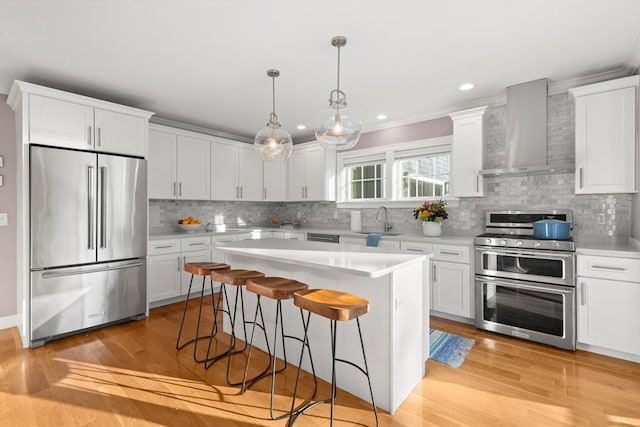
[216,238,430,278]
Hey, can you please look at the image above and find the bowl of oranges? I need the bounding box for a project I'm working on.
[177,216,202,232]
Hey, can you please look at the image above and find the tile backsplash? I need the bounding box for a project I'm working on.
[150,93,632,239]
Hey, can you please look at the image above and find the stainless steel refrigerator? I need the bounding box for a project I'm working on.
[29,145,147,346]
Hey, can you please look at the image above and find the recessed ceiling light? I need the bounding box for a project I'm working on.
[376,114,387,120]
[296,124,306,130]
[458,83,475,91]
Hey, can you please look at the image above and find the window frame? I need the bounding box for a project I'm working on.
[336,135,456,209]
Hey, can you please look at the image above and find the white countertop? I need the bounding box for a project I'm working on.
[149,225,475,246]
[575,237,640,259]
[216,238,430,278]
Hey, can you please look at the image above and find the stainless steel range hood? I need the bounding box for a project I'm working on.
[479,78,573,177]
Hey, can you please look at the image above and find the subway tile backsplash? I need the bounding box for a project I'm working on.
[150,93,632,239]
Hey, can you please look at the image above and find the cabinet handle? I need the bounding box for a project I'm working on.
[579,167,583,189]
[177,256,181,272]
[240,187,243,198]
[590,265,627,272]
[580,282,586,306]
[179,182,182,196]
[87,126,92,145]
[432,264,436,282]
[154,245,173,249]
[97,127,102,146]
[440,250,461,256]
[405,248,424,253]
[188,242,205,246]
[301,187,304,198]
[173,182,177,196]
[476,175,480,192]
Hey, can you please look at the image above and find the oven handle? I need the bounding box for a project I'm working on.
[476,277,575,295]
[475,247,575,260]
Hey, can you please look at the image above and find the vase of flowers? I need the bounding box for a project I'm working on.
[413,199,448,237]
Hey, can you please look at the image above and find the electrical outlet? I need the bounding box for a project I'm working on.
[0,155,4,167]
[596,213,606,225]
[0,213,7,226]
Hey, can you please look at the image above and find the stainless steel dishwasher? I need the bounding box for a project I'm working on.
[306,233,340,244]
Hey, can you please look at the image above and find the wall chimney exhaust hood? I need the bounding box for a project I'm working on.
[479,78,573,177]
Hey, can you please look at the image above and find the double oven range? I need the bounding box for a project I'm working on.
[474,211,576,350]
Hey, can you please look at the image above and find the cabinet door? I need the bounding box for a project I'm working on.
[181,249,212,295]
[431,260,471,317]
[148,253,181,302]
[94,109,147,157]
[211,141,238,200]
[237,144,264,201]
[177,135,211,200]
[29,95,94,150]
[577,277,640,355]
[148,129,177,199]
[287,149,307,201]
[263,160,287,201]
[575,87,637,194]
[450,113,484,197]
[305,146,326,200]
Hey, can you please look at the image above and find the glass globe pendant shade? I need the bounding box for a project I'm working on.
[254,122,293,162]
[315,100,361,151]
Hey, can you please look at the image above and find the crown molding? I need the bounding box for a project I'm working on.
[547,68,630,95]
[150,116,253,144]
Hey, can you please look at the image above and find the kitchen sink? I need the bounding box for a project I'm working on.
[354,231,403,236]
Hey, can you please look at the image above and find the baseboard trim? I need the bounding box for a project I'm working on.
[0,314,17,330]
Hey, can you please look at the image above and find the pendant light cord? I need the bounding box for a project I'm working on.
[336,44,341,95]
[272,75,276,116]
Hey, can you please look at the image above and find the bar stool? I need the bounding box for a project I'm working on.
[205,269,266,386]
[288,289,378,427]
[176,262,230,363]
[242,277,318,420]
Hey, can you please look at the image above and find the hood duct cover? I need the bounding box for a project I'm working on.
[480,78,573,177]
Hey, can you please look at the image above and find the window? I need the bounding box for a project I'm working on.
[397,154,450,198]
[348,162,384,199]
[336,135,452,206]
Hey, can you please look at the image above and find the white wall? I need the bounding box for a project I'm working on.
[0,95,17,325]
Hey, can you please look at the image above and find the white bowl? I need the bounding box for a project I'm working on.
[177,224,202,232]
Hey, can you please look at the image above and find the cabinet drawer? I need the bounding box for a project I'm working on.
[212,235,238,246]
[148,239,180,256]
[180,236,212,252]
[577,255,640,282]
[433,244,470,263]
[400,241,433,254]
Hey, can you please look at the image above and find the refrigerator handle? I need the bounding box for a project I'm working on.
[99,166,107,248]
[88,166,95,250]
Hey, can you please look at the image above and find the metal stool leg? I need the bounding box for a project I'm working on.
[240,295,272,392]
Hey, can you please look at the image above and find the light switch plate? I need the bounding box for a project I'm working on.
[0,156,4,167]
[0,213,8,226]
[0,175,3,186]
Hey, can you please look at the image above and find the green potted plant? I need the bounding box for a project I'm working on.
[413,199,448,236]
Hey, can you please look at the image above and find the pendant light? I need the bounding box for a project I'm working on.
[316,36,361,151]
[254,69,293,162]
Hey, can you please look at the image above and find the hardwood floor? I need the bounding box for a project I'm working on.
[1,297,639,426]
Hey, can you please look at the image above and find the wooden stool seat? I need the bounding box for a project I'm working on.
[294,289,369,321]
[184,262,230,276]
[246,277,309,300]
[211,269,265,286]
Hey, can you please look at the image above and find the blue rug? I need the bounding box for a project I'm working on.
[429,329,475,368]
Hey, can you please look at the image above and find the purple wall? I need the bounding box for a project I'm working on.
[0,95,17,320]
[349,116,453,150]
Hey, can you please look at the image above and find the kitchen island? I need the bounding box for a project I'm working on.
[217,238,431,414]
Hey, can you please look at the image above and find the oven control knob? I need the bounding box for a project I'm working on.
[485,239,492,245]
[553,242,560,249]
[516,240,523,246]
[534,241,541,248]
[501,239,507,245]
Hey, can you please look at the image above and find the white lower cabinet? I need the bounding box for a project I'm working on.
[576,254,640,359]
[339,236,400,249]
[273,231,306,240]
[147,239,182,302]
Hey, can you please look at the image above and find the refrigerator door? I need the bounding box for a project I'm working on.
[30,146,97,269]
[97,154,147,262]
[30,259,146,345]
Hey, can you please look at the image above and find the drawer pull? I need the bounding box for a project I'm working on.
[440,250,461,256]
[154,245,174,249]
[580,282,586,306]
[188,242,206,246]
[591,265,627,272]
[406,248,425,253]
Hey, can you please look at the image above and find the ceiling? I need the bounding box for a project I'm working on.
[1,1,640,143]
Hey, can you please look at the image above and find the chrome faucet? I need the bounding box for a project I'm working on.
[376,205,392,232]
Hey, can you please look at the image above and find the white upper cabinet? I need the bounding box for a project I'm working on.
[211,139,263,201]
[263,160,287,201]
[8,81,153,157]
[448,106,487,197]
[569,75,639,194]
[148,125,211,200]
[287,142,336,201]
